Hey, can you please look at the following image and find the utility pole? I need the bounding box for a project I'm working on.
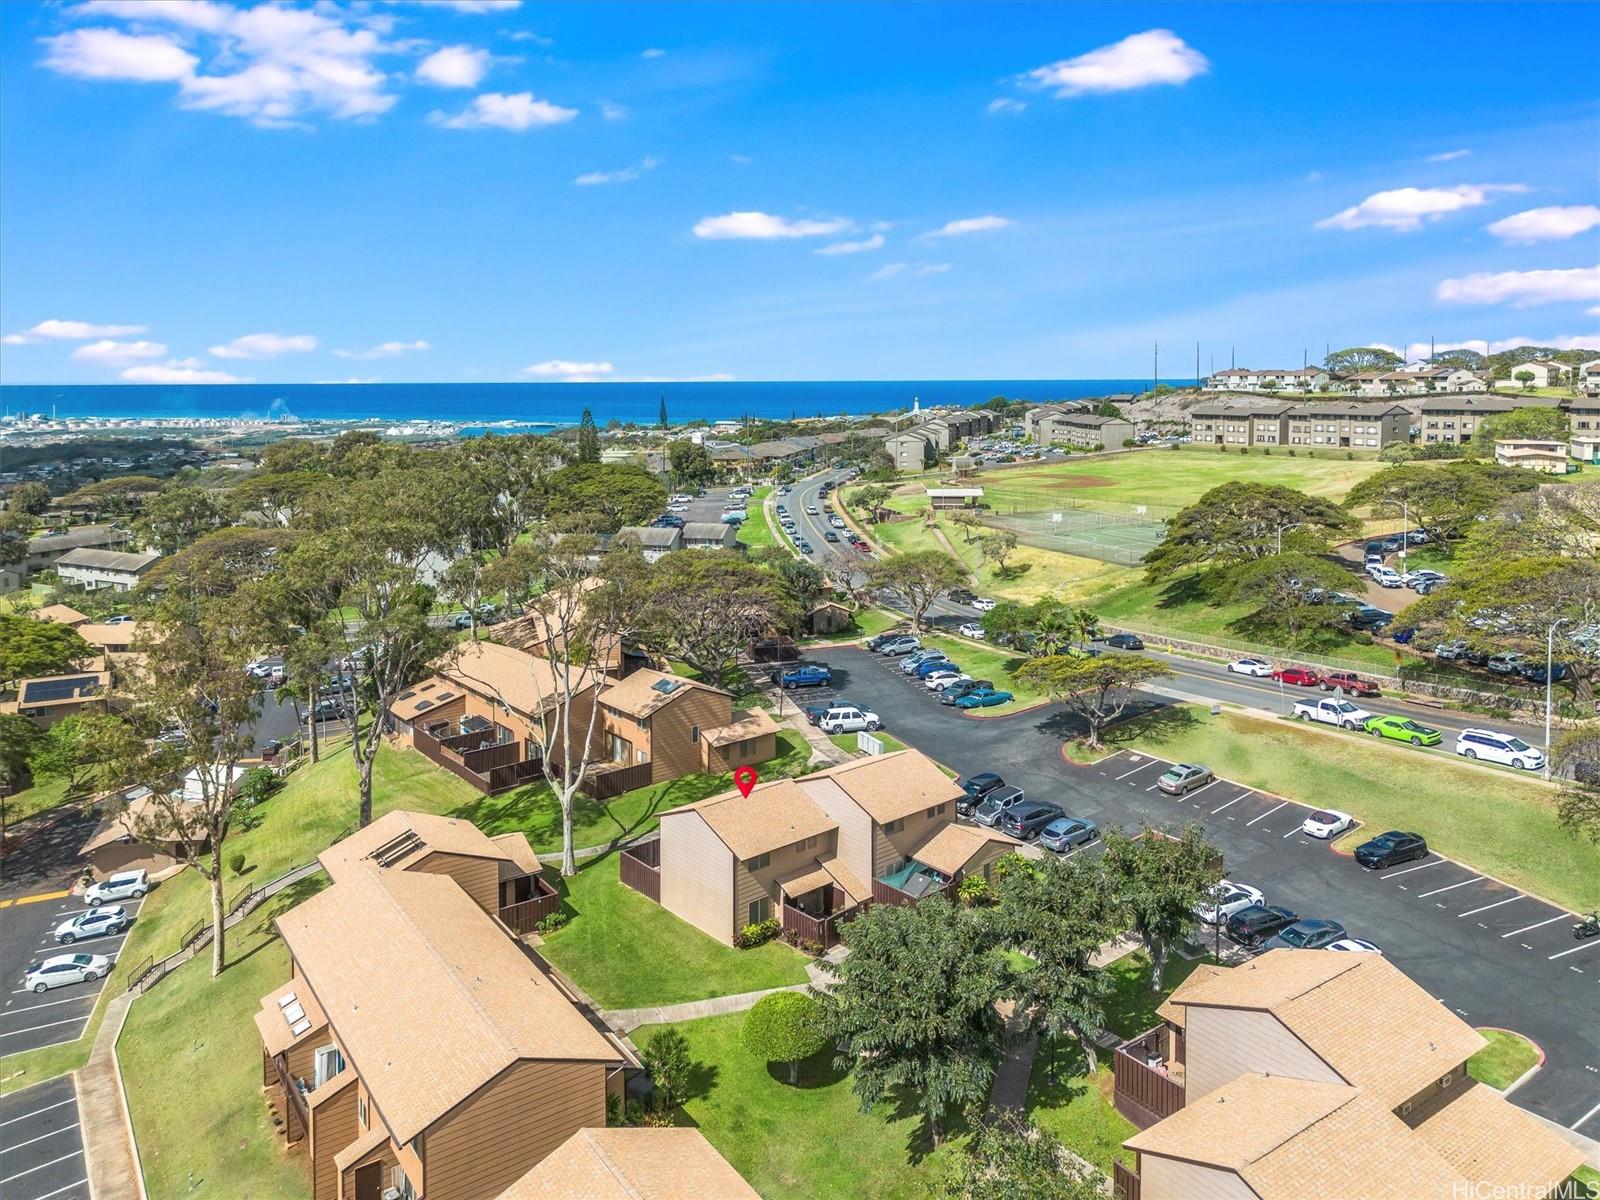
[1153,341,1159,392]
[1231,346,1236,369]
[1196,342,1201,389]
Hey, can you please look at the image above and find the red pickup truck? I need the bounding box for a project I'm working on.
[1320,672,1380,697]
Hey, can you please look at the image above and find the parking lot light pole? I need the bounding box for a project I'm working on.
[1544,618,1567,781]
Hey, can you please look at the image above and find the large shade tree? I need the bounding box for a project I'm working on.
[1014,651,1172,750]
[1100,823,1222,992]
[631,550,791,688]
[1143,482,1354,580]
[867,550,968,633]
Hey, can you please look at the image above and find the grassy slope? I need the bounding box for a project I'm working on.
[740,485,777,549]
[538,856,810,1009]
[119,883,318,1200]
[637,1012,962,1200]
[1105,707,1599,911]
[2,777,71,826]
[1467,1029,1540,1089]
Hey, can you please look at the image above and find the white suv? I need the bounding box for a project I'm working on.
[1455,729,1544,771]
[818,706,881,734]
[85,870,150,906]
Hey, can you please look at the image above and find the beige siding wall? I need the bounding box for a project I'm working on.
[308,1072,359,1200]
[1183,1007,1342,1100]
[1398,1058,1471,1119]
[733,829,836,928]
[407,852,500,917]
[651,690,732,782]
[872,806,952,878]
[702,730,777,774]
[962,837,1015,881]
[600,703,650,766]
[423,1059,608,1200]
[1140,1154,1259,1200]
[799,778,874,885]
[658,811,735,943]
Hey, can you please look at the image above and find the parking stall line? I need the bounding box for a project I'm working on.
[1459,896,1523,918]
[1115,761,1157,781]
[1548,940,1600,962]
[1379,860,1447,881]
[1,1122,80,1155]
[0,1099,75,1128]
[0,1015,91,1040]
[3,994,97,1016]
[1502,915,1568,939]
[1281,826,1302,838]
[30,1181,90,1200]
[1209,792,1251,814]
[1,1152,84,1187]
[1416,877,1483,900]
[1245,802,1286,826]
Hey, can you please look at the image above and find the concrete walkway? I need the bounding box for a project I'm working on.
[76,991,145,1200]
[603,951,841,1032]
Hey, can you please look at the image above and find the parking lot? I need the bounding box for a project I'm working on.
[808,645,1600,1138]
[0,1076,88,1200]
[0,889,140,1055]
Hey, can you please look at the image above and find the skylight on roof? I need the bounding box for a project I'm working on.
[651,679,683,694]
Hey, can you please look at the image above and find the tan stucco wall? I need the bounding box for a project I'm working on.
[658,811,735,943]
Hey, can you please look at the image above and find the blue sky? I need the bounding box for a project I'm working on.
[1,0,1597,385]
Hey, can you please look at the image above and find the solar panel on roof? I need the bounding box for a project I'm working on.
[413,700,434,712]
[21,676,98,703]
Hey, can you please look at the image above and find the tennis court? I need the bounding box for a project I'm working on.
[982,508,1166,566]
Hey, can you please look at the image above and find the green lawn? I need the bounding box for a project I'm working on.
[538,855,811,1010]
[1,776,72,827]
[829,730,910,755]
[1101,952,1214,1040]
[1097,706,1600,911]
[1025,1038,1136,1173]
[1467,1029,1540,1090]
[637,1012,965,1199]
[119,882,319,1200]
[740,485,778,550]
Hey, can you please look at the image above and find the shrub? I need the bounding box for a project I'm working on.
[641,1027,693,1109]
[1287,448,1298,456]
[228,852,246,876]
[734,916,781,948]
[741,991,830,1084]
[535,911,569,933]
[956,875,990,907]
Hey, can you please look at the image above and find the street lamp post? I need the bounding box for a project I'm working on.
[1544,618,1567,781]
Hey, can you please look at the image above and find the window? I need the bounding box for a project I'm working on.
[926,804,945,819]
[748,897,771,925]
[794,835,817,853]
[393,1167,418,1200]
[312,1044,344,1089]
[358,1094,368,1128]
[690,725,700,743]
[884,818,905,834]
[749,852,771,871]
[1439,1072,1454,1089]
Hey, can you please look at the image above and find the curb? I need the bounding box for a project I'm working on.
[1474,1026,1547,1096]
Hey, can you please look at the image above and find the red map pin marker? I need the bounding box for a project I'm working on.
[734,766,759,798]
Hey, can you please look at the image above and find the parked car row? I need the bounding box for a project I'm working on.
[956,773,1098,852]
[1211,878,1381,955]
[863,632,1015,709]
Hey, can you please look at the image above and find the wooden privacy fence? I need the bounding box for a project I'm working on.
[497,874,563,935]
[619,840,662,902]
[1113,1030,1185,1129]
[779,897,865,950]
[870,875,959,909]
[1112,1160,1141,1200]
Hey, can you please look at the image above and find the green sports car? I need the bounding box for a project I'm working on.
[1363,714,1442,747]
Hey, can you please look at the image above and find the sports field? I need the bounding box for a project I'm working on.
[983,508,1165,566]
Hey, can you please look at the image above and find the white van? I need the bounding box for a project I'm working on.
[1454,728,1545,771]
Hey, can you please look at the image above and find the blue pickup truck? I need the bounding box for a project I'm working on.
[773,664,833,689]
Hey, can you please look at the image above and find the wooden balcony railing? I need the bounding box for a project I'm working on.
[272,1052,309,1143]
[780,896,865,950]
[1112,1027,1185,1129]
[1113,1160,1141,1200]
[498,873,562,935]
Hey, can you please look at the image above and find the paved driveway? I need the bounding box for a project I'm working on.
[811,645,1600,1137]
[0,889,141,1055]
[0,1077,88,1200]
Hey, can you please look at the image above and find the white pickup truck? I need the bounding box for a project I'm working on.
[1292,697,1373,730]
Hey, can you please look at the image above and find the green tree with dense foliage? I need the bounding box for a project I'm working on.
[641,1026,694,1110]
[0,614,93,684]
[742,992,830,1084]
[576,407,602,464]
[0,712,41,796]
[11,481,51,515]
[547,463,666,532]
[932,1114,1105,1200]
[1227,551,1358,644]
[0,511,33,567]
[867,549,967,633]
[631,550,791,687]
[667,439,717,490]
[1323,346,1402,374]
[1100,823,1222,991]
[1343,462,1539,551]
[58,474,164,514]
[135,483,226,554]
[978,529,1019,577]
[817,897,1006,1145]
[1014,652,1172,749]
[1554,726,1600,845]
[1143,482,1354,580]
[28,713,140,798]
[1472,405,1571,453]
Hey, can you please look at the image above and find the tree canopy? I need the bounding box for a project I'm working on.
[742,991,830,1084]
[1226,551,1359,644]
[1143,482,1354,579]
[868,550,968,632]
[547,463,666,532]
[932,1114,1106,1200]
[0,614,93,684]
[1100,824,1222,991]
[1324,346,1402,374]
[631,550,791,687]
[1343,462,1539,550]
[1013,651,1171,748]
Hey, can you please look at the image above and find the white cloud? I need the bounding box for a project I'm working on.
[121,361,248,384]
[986,97,1027,115]
[869,262,951,282]
[2,318,149,345]
[1435,265,1600,308]
[641,47,666,59]
[575,155,661,186]
[41,27,198,81]
[431,91,577,130]
[70,339,168,366]
[1486,205,1600,244]
[599,100,629,121]
[333,339,432,359]
[1426,148,1471,163]
[692,211,852,240]
[209,331,318,359]
[430,1,521,11]
[1315,183,1527,232]
[816,234,885,256]
[927,214,1013,238]
[522,359,614,380]
[1025,29,1208,98]
[415,45,490,89]
[46,3,399,127]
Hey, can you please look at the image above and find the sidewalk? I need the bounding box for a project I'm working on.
[76,991,144,1200]
[602,950,841,1032]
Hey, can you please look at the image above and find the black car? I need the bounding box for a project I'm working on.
[998,800,1066,840]
[949,588,978,606]
[1225,904,1299,948]
[940,678,995,706]
[864,630,908,652]
[1348,606,1393,631]
[1354,830,1427,869]
[1104,633,1144,651]
[1261,919,1347,951]
[957,772,1004,816]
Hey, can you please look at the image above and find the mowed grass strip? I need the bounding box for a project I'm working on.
[1104,707,1599,911]
[1467,1029,1541,1090]
[636,1011,964,1200]
[538,855,810,1010]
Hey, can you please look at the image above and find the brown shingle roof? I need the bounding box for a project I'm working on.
[31,604,89,626]
[1154,962,1227,1029]
[1410,1078,1582,1192]
[600,668,729,720]
[389,676,464,722]
[276,865,618,1144]
[701,707,781,747]
[319,809,524,882]
[440,638,598,719]
[801,749,962,826]
[496,1127,758,1199]
[663,778,836,861]
[253,979,328,1058]
[1127,1073,1357,1170]
[906,821,1027,876]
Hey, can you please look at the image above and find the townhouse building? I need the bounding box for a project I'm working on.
[1282,403,1409,450]
[1188,401,1294,447]
[1415,394,1522,445]
[1203,368,1334,393]
[1036,410,1135,450]
[1565,393,1600,463]
[52,546,161,592]
[1497,358,1570,389]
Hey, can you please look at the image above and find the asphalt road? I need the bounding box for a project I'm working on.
[807,644,1600,1138]
[0,1077,88,1200]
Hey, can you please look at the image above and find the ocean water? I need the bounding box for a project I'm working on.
[0,379,1185,427]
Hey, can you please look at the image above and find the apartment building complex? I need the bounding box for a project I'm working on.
[882,409,998,470]
[1189,401,1408,449]
[1034,410,1134,450]
[1111,950,1580,1200]
[1203,367,1333,392]
[1415,394,1525,445]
